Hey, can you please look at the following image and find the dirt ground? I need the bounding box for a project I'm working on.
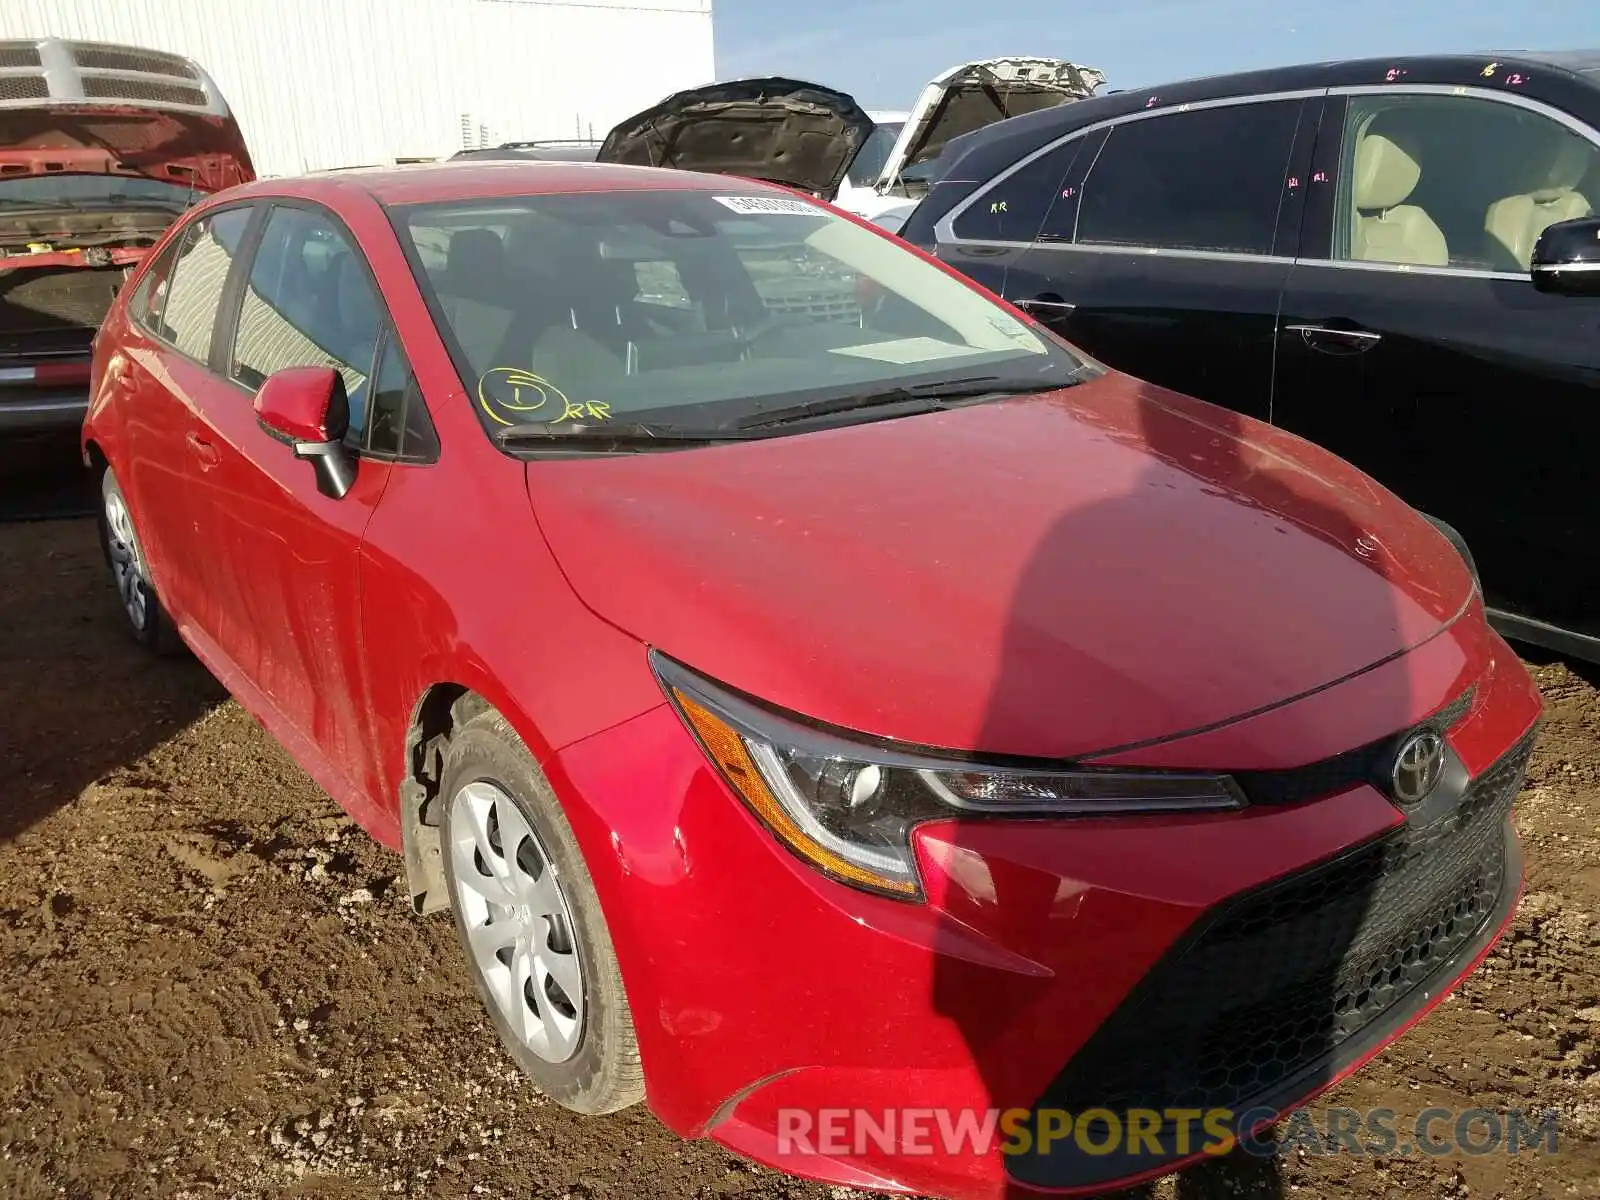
[2,455,1598,1200]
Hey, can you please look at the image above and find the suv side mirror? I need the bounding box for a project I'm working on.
[1530,215,1600,296]
[254,366,356,499]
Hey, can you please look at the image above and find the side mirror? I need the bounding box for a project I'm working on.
[254,366,356,499]
[1530,215,1600,296]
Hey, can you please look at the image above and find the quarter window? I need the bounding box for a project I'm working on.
[129,238,179,336]
[230,205,382,440]
[364,329,437,461]
[158,207,252,361]
[1329,94,1600,272]
[953,141,1081,243]
[1075,101,1303,255]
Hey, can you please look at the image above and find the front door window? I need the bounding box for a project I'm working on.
[1328,94,1600,272]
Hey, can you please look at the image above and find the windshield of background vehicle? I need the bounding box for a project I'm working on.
[844,122,903,188]
[0,175,197,211]
[392,188,1082,437]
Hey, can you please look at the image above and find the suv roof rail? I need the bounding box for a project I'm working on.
[497,138,603,149]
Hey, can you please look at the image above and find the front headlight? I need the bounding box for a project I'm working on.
[654,654,1246,902]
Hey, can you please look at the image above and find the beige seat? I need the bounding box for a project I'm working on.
[1350,132,1449,267]
[1485,136,1595,271]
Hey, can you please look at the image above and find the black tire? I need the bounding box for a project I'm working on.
[96,467,186,657]
[438,707,644,1115]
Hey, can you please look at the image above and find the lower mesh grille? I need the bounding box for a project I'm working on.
[1032,727,1535,1117]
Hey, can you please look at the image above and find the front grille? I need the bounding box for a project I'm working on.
[81,75,207,106]
[762,295,861,322]
[70,43,197,79]
[0,74,49,101]
[0,45,42,69]
[1031,727,1535,1120]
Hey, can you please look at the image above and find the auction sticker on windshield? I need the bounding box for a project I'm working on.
[714,195,820,217]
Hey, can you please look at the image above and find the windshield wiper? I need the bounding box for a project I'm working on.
[493,420,747,450]
[730,375,1063,431]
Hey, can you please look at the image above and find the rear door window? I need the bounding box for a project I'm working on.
[1075,101,1304,255]
[953,140,1083,243]
[157,207,252,362]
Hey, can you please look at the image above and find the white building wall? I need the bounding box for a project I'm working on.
[0,0,715,175]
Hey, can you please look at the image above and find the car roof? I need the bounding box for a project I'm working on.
[1517,49,1600,74]
[940,49,1600,167]
[226,159,789,207]
[1096,49,1600,100]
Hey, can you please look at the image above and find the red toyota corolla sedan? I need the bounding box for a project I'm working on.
[81,161,1542,1198]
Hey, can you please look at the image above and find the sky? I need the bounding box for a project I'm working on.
[713,0,1600,112]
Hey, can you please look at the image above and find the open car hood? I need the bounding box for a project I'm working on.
[877,57,1105,188]
[0,106,254,194]
[598,78,874,199]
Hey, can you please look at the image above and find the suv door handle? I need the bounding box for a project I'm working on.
[186,431,220,470]
[1284,323,1382,354]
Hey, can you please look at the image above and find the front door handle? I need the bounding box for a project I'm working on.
[1284,323,1382,355]
[186,431,220,470]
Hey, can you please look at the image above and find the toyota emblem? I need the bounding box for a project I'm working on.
[1390,730,1445,805]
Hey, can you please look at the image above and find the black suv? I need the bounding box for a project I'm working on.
[902,52,1600,663]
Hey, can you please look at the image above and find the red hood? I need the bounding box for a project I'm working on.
[526,373,1475,759]
[0,106,253,193]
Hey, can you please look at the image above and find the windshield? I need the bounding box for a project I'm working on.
[844,122,903,188]
[0,174,197,211]
[393,188,1084,442]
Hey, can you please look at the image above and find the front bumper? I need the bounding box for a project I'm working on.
[544,626,1542,1199]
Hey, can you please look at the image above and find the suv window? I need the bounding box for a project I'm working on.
[1330,93,1600,272]
[230,205,382,440]
[1076,101,1303,255]
[157,207,252,361]
[953,140,1081,243]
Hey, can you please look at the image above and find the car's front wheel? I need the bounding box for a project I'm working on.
[96,467,185,656]
[438,707,644,1114]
